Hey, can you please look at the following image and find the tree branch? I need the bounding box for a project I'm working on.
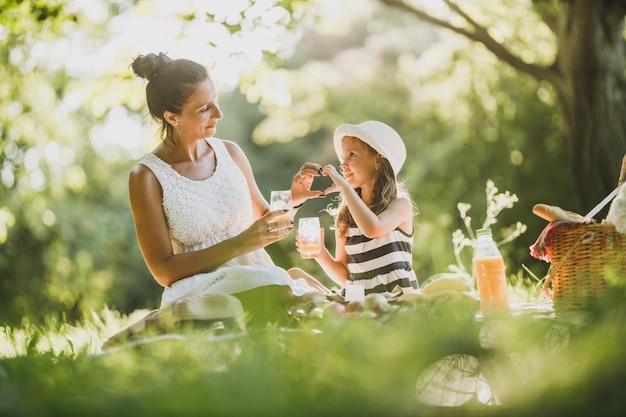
[531,0,560,34]
[378,0,560,84]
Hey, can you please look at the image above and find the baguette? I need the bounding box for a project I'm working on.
[532,203,584,223]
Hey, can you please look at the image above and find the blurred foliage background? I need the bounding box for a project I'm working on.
[0,0,597,326]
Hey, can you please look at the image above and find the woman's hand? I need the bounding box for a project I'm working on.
[239,209,294,251]
[291,162,325,207]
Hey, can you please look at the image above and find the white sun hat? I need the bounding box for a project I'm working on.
[333,120,407,176]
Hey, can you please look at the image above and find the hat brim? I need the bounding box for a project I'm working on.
[333,124,394,172]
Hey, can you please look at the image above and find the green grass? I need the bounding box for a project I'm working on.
[1,283,626,417]
[2,184,624,416]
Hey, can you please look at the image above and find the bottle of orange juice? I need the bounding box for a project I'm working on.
[473,228,509,313]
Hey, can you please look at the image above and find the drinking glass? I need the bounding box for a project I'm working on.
[268,190,293,230]
[298,217,321,258]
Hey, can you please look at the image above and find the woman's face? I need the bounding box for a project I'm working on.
[175,79,223,140]
[339,136,379,189]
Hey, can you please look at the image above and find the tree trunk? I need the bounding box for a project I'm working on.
[550,0,626,211]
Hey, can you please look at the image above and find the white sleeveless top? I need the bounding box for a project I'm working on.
[138,137,272,264]
[137,137,312,308]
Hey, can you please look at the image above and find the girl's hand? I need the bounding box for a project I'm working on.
[295,226,325,258]
[291,162,325,207]
[321,164,345,195]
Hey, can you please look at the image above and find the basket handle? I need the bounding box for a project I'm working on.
[542,230,599,299]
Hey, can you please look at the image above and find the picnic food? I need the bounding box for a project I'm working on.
[323,301,347,317]
[420,276,471,295]
[364,293,390,315]
[345,300,364,312]
[532,204,585,223]
[428,290,480,309]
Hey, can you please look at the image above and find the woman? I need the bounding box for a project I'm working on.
[103,52,323,347]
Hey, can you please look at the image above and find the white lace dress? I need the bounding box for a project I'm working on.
[137,137,312,309]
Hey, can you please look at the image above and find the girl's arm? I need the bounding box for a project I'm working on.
[311,228,349,287]
[353,196,413,237]
[323,165,413,238]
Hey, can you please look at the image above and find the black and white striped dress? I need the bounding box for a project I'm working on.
[344,226,419,297]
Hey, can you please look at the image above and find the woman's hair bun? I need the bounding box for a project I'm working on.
[131,52,171,82]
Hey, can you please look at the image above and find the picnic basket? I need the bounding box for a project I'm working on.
[539,222,626,310]
[535,154,626,311]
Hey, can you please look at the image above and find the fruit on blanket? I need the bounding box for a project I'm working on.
[397,292,431,305]
[532,204,584,223]
[359,310,378,319]
[323,301,347,317]
[346,300,364,313]
[421,277,471,296]
[364,293,390,315]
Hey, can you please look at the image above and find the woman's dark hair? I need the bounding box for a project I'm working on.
[131,52,209,139]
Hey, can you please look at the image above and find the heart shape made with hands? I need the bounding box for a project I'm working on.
[292,165,338,203]
[314,168,341,197]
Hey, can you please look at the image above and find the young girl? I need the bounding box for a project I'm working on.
[294,120,419,298]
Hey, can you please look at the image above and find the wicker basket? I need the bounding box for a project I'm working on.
[539,222,626,311]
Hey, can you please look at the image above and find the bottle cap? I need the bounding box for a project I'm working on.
[476,228,492,236]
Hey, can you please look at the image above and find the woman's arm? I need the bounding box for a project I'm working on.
[129,153,290,287]
[224,140,270,219]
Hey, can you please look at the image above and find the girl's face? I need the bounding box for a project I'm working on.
[175,79,223,140]
[339,136,380,189]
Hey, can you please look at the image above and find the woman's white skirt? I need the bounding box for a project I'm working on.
[161,264,313,309]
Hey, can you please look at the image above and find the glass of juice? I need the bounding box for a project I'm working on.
[268,190,294,230]
[297,217,321,258]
